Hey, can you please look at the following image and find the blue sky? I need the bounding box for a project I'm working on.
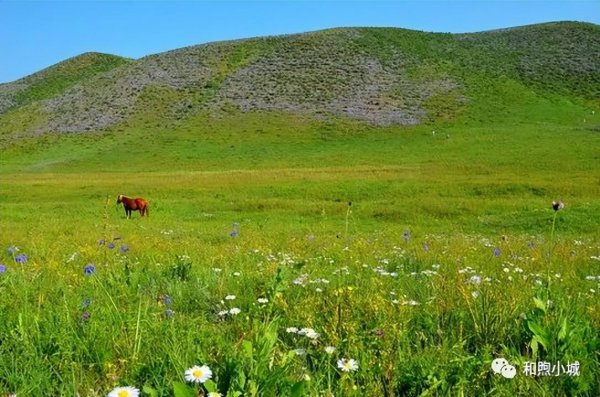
[1,0,599,83]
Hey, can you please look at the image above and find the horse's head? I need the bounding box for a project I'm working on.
[116,194,123,204]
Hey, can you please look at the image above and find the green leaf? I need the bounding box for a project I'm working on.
[204,379,217,393]
[533,297,547,313]
[291,381,305,397]
[143,385,159,397]
[558,317,568,341]
[248,379,259,396]
[527,320,549,348]
[173,381,196,397]
[242,340,253,360]
[530,336,539,358]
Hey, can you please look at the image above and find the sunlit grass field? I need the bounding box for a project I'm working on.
[1,109,600,396]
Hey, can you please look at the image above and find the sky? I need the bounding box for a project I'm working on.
[1,0,599,83]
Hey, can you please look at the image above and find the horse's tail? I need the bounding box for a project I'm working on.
[141,201,148,217]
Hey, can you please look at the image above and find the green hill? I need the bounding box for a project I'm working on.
[0,21,598,135]
[0,52,130,112]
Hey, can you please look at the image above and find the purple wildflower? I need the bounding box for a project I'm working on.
[7,246,19,255]
[164,309,175,318]
[14,253,27,264]
[493,248,501,257]
[83,263,96,276]
[98,239,106,246]
[108,242,115,249]
[403,230,410,242]
[81,311,91,322]
[120,245,129,253]
[0,264,6,273]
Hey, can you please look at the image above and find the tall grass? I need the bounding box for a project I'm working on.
[0,223,598,395]
[1,108,599,395]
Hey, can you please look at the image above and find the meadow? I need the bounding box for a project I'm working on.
[1,107,600,396]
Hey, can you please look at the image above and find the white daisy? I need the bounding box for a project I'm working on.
[337,358,359,372]
[184,365,213,383]
[207,393,222,397]
[469,275,482,285]
[298,327,314,336]
[108,386,140,397]
[225,295,236,300]
[257,298,269,304]
[324,345,336,354]
[229,307,241,315]
[286,327,299,333]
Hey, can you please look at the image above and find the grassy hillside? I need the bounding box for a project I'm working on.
[0,52,130,112]
[0,52,130,135]
[0,22,599,134]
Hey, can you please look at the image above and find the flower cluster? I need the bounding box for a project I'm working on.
[99,236,129,253]
[111,364,217,396]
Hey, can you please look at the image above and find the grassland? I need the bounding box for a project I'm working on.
[1,102,600,396]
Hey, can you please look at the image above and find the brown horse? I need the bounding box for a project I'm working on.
[116,194,149,218]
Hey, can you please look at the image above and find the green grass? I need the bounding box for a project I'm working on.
[0,21,600,396]
[13,52,130,106]
[1,104,600,395]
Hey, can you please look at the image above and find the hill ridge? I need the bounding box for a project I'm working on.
[0,21,598,134]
